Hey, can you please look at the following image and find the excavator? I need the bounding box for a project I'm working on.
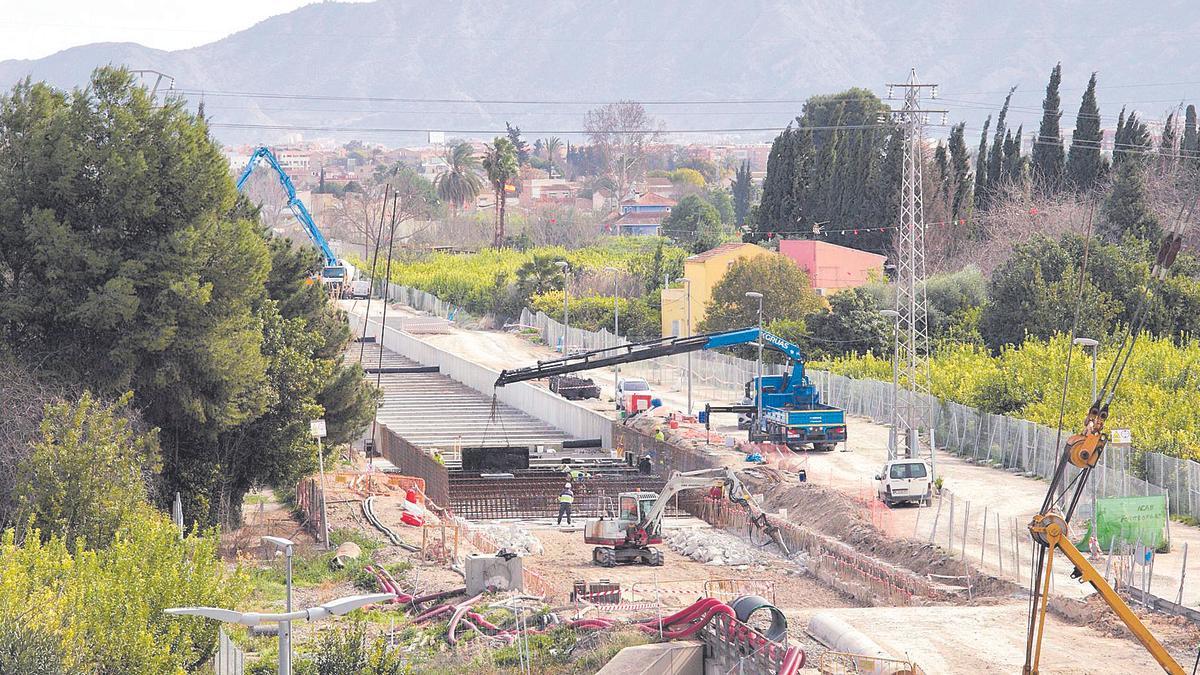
[583,467,787,567]
[1022,209,1189,674]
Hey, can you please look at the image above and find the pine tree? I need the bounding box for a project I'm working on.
[1066,73,1105,192]
[1184,105,1199,169]
[1032,63,1064,192]
[973,116,991,211]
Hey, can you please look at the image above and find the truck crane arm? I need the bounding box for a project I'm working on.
[495,327,805,388]
[236,145,339,269]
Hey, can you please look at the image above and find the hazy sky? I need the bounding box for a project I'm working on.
[0,1,362,61]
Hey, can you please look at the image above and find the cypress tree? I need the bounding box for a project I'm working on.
[1184,105,1199,169]
[731,160,753,226]
[1101,161,1160,243]
[1066,73,1105,192]
[974,116,991,211]
[947,123,973,222]
[985,88,1015,207]
[1159,112,1178,173]
[1114,108,1150,170]
[1032,63,1064,192]
[1002,126,1025,185]
[934,143,950,199]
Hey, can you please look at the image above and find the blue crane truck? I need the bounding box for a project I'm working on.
[494,327,847,451]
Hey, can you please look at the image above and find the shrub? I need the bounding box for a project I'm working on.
[0,508,246,674]
[815,333,1200,459]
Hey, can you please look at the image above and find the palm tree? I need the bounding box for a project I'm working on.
[544,136,563,179]
[482,137,519,248]
[434,142,483,215]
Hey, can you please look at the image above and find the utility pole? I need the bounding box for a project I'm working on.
[886,69,945,471]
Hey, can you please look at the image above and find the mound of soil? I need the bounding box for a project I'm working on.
[751,478,1022,601]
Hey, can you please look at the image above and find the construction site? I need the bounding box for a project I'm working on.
[224,282,1198,675]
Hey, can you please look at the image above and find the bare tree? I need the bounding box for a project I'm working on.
[942,182,1093,276]
[329,170,438,261]
[329,183,390,258]
[240,169,291,232]
[585,101,663,202]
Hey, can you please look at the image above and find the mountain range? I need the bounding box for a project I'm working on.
[3,0,1199,146]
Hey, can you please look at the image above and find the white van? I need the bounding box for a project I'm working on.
[875,459,932,507]
[349,279,372,299]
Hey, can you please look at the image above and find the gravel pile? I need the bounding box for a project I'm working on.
[476,524,544,556]
[664,527,774,567]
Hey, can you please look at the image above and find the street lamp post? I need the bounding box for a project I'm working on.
[680,277,693,415]
[166,594,392,675]
[262,536,294,673]
[555,261,570,354]
[745,292,764,441]
[880,309,901,460]
[604,267,621,397]
[1073,337,1099,405]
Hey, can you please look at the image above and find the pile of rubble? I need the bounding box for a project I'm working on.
[664,527,775,567]
[475,523,544,556]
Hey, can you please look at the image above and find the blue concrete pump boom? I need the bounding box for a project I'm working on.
[236,146,339,270]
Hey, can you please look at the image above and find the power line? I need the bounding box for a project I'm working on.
[206,121,893,135]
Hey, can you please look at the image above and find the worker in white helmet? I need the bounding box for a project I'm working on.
[557,482,575,525]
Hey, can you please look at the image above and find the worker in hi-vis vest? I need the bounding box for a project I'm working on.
[557,483,575,525]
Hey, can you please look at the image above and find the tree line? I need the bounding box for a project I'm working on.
[0,68,378,528]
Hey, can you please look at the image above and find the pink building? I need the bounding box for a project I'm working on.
[778,240,887,295]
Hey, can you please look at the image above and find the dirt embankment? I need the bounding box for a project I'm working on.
[747,476,1022,602]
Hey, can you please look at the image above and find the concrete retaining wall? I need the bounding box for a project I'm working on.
[353,312,613,448]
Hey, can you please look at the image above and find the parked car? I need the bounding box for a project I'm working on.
[875,459,932,507]
[348,279,372,299]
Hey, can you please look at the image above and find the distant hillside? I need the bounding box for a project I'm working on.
[3,0,1199,145]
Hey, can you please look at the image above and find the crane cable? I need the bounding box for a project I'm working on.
[357,183,392,365]
[1023,188,1195,673]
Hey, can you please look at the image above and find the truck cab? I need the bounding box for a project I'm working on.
[615,377,653,412]
[875,459,932,507]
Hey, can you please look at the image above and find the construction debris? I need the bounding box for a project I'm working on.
[665,527,778,567]
[475,523,544,556]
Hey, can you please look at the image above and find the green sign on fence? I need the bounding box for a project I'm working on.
[1077,495,1168,552]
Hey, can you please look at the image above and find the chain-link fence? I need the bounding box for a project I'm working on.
[516,306,1200,520]
[380,282,473,322]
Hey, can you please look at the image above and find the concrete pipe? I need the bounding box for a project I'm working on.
[730,595,788,643]
[806,612,898,674]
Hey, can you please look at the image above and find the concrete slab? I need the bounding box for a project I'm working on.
[596,641,703,675]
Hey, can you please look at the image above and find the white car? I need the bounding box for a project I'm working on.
[875,459,932,507]
[615,377,653,412]
[348,279,372,299]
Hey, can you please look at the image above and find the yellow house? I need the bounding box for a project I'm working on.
[660,242,771,337]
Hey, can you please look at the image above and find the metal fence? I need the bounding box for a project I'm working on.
[214,630,245,675]
[518,307,1200,520]
[381,282,474,322]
